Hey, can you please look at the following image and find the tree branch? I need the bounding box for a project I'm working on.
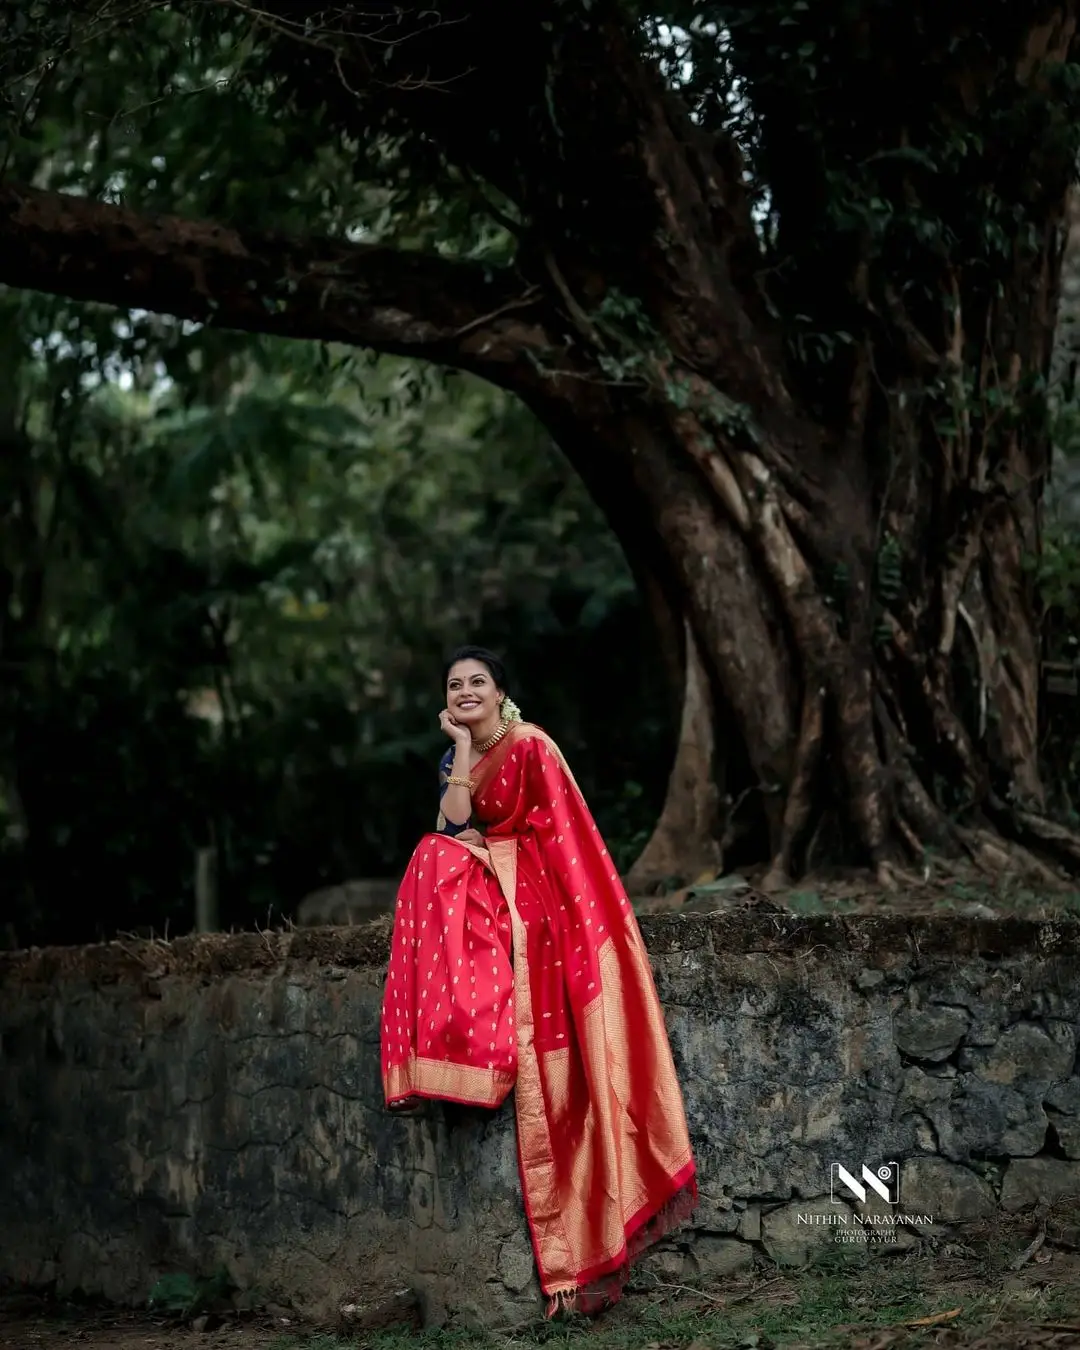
[0,182,545,372]
[245,0,779,397]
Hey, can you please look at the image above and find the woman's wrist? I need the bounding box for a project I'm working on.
[441,743,474,823]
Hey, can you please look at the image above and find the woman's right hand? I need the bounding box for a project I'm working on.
[454,829,486,848]
[439,709,472,747]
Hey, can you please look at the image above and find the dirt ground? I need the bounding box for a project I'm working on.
[632,856,1080,921]
[5,1232,1080,1350]
[5,865,1080,1350]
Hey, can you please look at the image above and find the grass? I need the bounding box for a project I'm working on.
[780,876,1080,920]
[266,1241,1080,1350]
[783,891,858,916]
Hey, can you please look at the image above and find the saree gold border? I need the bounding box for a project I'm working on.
[487,837,578,1293]
[552,988,632,1268]
[522,937,692,1277]
[531,725,694,1201]
[599,935,694,1219]
[385,1055,514,1107]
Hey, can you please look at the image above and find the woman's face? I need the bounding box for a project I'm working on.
[446,659,502,726]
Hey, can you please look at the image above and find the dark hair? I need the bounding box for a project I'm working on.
[443,645,510,693]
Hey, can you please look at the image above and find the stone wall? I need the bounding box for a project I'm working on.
[3,913,1080,1327]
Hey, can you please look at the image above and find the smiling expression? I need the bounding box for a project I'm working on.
[446,658,503,730]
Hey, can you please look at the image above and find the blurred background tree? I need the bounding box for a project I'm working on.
[0,3,691,945]
[6,3,1080,942]
[0,286,673,944]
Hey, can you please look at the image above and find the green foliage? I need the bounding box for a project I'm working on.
[147,1267,234,1317]
[4,0,1080,902]
[0,278,672,943]
[0,3,689,945]
[645,1,1080,449]
[1038,528,1080,623]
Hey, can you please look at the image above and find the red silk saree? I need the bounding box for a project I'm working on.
[381,722,697,1313]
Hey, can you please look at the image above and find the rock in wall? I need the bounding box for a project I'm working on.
[3,913,1080,1326]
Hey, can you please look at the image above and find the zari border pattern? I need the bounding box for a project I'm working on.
[385,1055,514,1108]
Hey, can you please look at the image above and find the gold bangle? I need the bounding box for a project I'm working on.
[446,774,475,790]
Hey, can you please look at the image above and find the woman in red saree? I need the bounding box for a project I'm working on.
[381,647,696,1314]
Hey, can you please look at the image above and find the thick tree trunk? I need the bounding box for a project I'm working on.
[5,0,1080,883]
[499,6,1080,885]
[624,619,722,892]
[521,196,1071,884]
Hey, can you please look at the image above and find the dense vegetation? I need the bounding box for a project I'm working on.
[0,286,679,943]
[5,2,1080,944]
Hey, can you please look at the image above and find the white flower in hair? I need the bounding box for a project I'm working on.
[501,695,523,723]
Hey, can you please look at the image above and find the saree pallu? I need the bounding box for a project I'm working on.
[381,723,697,1312]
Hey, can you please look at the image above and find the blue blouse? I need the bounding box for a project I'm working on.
[438,745,469,837]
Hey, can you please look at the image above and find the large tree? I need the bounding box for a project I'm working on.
[3,0,1080,888]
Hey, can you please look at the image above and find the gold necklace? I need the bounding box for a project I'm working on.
[472,716,510,755]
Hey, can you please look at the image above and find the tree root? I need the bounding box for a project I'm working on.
[653,375,1080,892]
[869,674,1080,888]
[625,617,721,889]
[958,824,1068,888]
[988,801,1080,876]
[761,684,824,892]
[874,691,957,861]
[874,859,931,890]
